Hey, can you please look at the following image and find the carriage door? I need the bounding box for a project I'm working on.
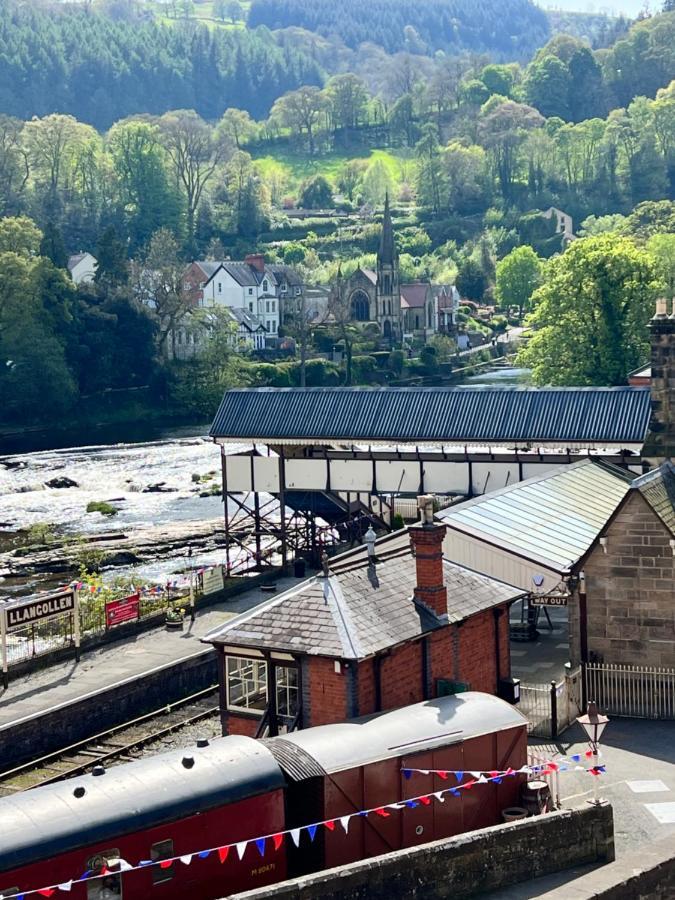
[400,752,435,848]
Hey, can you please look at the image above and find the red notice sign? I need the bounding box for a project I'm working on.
[105,593,140,628]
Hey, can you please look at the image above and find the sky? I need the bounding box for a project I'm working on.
[539,0,651,16]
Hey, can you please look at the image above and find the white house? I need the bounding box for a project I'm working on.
[184,255,305,343]
[67,252,98,285]
[541,207,575,243]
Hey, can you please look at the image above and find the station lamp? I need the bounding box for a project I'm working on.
[576,701,610,806]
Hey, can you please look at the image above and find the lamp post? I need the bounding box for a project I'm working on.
[576,701,609,806]
[188,544,195,624]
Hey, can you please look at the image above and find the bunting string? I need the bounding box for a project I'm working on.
[1,758,606,900]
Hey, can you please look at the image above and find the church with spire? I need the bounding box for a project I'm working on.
[331,195,443,344]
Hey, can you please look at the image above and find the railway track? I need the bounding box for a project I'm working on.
[0,687,221,796]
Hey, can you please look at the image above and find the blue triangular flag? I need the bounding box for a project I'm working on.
[571,754,580,762]
[139,860,154,867]
[402,769,412,780]
[307,825,317,842]
[494,777,503,784]
[450,789,460,797]
[198,851,211,859]
[405,800,419,808]
[455,771,464,783]
[256,838,266,857]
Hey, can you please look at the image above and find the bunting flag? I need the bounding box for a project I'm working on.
[7,757,608,900]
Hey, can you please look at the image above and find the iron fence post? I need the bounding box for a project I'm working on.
[550,680,558,739]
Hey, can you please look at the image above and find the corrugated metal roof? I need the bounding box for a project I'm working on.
[437,460,634,573]
[272,693,527,774]
[632,461,675,536]
[209,386,651,447]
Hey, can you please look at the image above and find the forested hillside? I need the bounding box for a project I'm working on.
[248,0,550,57]
[0,3,323,128]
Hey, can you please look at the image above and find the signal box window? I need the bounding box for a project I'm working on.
[275,666,299,719]
[86,850,123,899]
[151,840,175,884]
[226,656,267,714]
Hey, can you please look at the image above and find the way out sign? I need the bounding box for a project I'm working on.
[105,593,140,629]
[531,594,568,607]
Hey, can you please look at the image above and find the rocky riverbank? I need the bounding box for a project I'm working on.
[0,518,228,581]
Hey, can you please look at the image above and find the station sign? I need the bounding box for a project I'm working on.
[531,594,568,608]
[200,566,225,596]
[5,590,75,630]
[105,593,140,628]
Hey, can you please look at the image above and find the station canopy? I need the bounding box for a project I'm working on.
[209,386,651,450]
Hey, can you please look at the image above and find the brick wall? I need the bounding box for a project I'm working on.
[582,492,675,666]
[379,640,425,710]
[457,612,500,693]
[226,716,260,738]
[231,804,615,900]
[304,656,348,726]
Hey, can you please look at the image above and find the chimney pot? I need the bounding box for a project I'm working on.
[654,298,668,318]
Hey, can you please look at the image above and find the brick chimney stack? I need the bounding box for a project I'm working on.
[410,495,448,620]
[245,253,266,274]
[642,298,675,465]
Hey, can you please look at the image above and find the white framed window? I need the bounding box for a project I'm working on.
[271,301,275,312]
[266,300,270,313]
[275,666,299,719]
[226,656,268,714]
[249,302,254,312]
[262,280,268,291]
[218,282,222,293]
[295,286,301,295]
[248,287,253,295]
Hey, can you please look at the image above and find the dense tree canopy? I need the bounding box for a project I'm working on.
[248,0,550,58]
[0,2,323,128]
[518,236,661,385]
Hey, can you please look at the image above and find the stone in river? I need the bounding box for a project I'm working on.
[142,482,177,493]
[45,476,79,489]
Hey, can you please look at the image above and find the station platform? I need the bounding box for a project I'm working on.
[0,574,306,768]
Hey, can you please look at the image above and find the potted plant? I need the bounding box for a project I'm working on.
[165,606,185,631]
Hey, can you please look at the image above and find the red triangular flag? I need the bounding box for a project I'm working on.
[464,780,475,790]
[585,749,594,758]
[324,820,336,831]
[488,771,499,778]
[160,860,173,869]
[437,771,448,780]
[548,763,559,771]
[38,891,55,898]
[419,796,432,805]
[272,834,284,851]
[374,807,391,817]
[218,846,229,864]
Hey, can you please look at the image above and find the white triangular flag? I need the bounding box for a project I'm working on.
[180,855,193,866]
[469,771,481,778]
[111,859,133,873]
[339,816,351,834]
[419,769,430,775]
[477,774,488,783]
[434,792,445,803]
[58,882,73,893]
[236,842,248,860]
[290,828,301,847]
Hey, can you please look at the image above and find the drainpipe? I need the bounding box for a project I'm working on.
[492,607,503,688]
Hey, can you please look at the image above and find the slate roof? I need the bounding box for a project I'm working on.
[209,386,652,448]
[67,252,88,269]
[202,531,524,659]
[361,268,377,284]
[632,461,675,536]
[221,261,262,286]
[229,307,266,332]
[400,284,429,308]
[437,459,635,574]
[268,264,303,287]
[193,260,222,280]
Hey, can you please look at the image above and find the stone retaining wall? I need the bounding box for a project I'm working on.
[230,805,615,900]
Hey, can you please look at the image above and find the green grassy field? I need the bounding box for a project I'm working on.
[253,148,414,193]
[149,0,251,30]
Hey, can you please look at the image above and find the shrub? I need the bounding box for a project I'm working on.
[388,349,405,376]
[351,355,379,384]
[86,501,117,517]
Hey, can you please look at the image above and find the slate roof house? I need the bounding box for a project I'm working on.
[203,498,524,738]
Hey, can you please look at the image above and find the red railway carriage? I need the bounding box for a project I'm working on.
[0,736,286,900]
[0,693,527,900]
[267,692,528,875]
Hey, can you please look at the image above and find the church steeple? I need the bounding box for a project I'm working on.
[378,192,396,267]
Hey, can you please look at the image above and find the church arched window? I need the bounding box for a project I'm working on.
[350,291,370,322]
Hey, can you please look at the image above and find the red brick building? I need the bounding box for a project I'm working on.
[203,500,524,737]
